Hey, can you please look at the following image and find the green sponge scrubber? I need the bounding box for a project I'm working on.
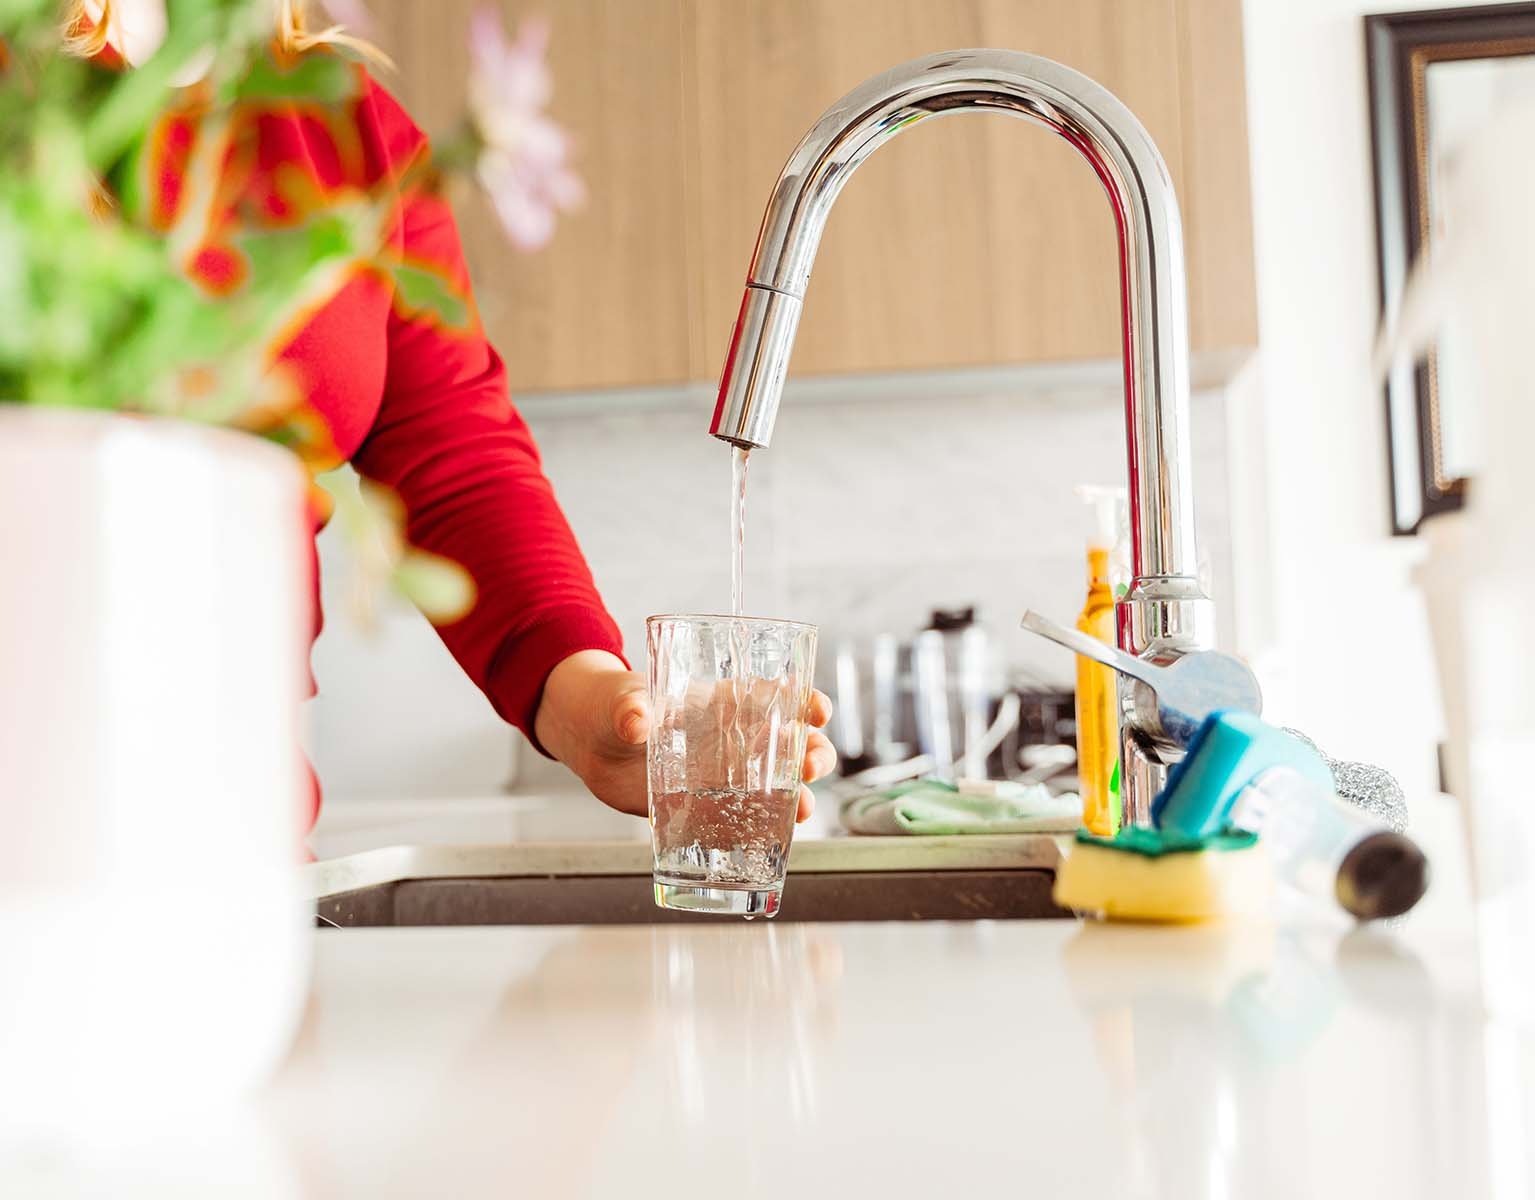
[1053,826,1271,923]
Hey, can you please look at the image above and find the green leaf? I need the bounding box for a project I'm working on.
[86,201,384,423]
[83,11,220,170]
[233,52,359,105]
[0,0,53,33]
[393,551,476,623]
[231,199,384,334]
[389,262,471,331]
[111,136,152,225]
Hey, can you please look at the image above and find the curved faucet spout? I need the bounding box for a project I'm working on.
[709,49,1199,588]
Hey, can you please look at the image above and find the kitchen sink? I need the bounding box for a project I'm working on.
[311,836,1071,925]
[317,869,1066,925]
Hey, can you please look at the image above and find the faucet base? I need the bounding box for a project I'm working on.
[1116,576,1215,826]
[1118,723,1169,829]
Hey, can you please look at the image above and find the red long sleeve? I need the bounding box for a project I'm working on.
[348,82,625,741]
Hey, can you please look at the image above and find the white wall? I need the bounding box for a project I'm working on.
[1237,0,1448,793]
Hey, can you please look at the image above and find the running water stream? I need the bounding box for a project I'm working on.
[726,446,751,790]
[730,446,749,617]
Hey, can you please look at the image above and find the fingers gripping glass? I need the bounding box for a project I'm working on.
[646,615,819,918]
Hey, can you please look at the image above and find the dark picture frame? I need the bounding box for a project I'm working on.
[1366,3,1535,534]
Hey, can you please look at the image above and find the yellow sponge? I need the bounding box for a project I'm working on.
[1053,828,1272,923]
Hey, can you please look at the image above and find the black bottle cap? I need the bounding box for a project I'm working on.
[1336,832,1430,921]
[928,606,977,631]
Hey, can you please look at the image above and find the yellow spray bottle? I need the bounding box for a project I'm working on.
[1074,485,1127,836]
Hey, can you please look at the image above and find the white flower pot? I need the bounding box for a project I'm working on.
[0,408,312,1129]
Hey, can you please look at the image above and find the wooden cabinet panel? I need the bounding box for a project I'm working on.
[1175,0,1259,353]
[370,0,695,392]
[684,0,1190,380]
[372,0,1256,393]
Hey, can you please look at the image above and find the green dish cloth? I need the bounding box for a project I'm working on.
[840,778,1081,836]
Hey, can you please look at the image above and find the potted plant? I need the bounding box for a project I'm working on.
[0,0,580,1124]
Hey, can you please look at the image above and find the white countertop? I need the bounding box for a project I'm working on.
[10,794,1531,1198]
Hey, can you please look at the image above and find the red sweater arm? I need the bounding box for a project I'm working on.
[352,169,624,745]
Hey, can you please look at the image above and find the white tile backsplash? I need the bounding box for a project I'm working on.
[534,383,1233,670]
[309,379,1233,800]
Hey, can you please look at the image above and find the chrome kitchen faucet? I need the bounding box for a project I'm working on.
[708,50,1216,824]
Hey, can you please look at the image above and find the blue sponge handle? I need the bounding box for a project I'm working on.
[1152,710,1333,838]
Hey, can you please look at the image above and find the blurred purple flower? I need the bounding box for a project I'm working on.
[466,8,583,251]
[318,0,375,36]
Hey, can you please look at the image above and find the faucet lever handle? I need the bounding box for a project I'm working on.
[1019,610,1160,687]
[1020,608,1262,747]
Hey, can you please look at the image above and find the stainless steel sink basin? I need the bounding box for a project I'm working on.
[310,837,1070,925]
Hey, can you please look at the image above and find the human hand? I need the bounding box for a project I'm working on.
[533,650,837,822]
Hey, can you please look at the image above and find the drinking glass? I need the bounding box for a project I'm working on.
[646,614,819,917]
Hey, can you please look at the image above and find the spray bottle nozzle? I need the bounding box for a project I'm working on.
[1075,484,1127,552]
